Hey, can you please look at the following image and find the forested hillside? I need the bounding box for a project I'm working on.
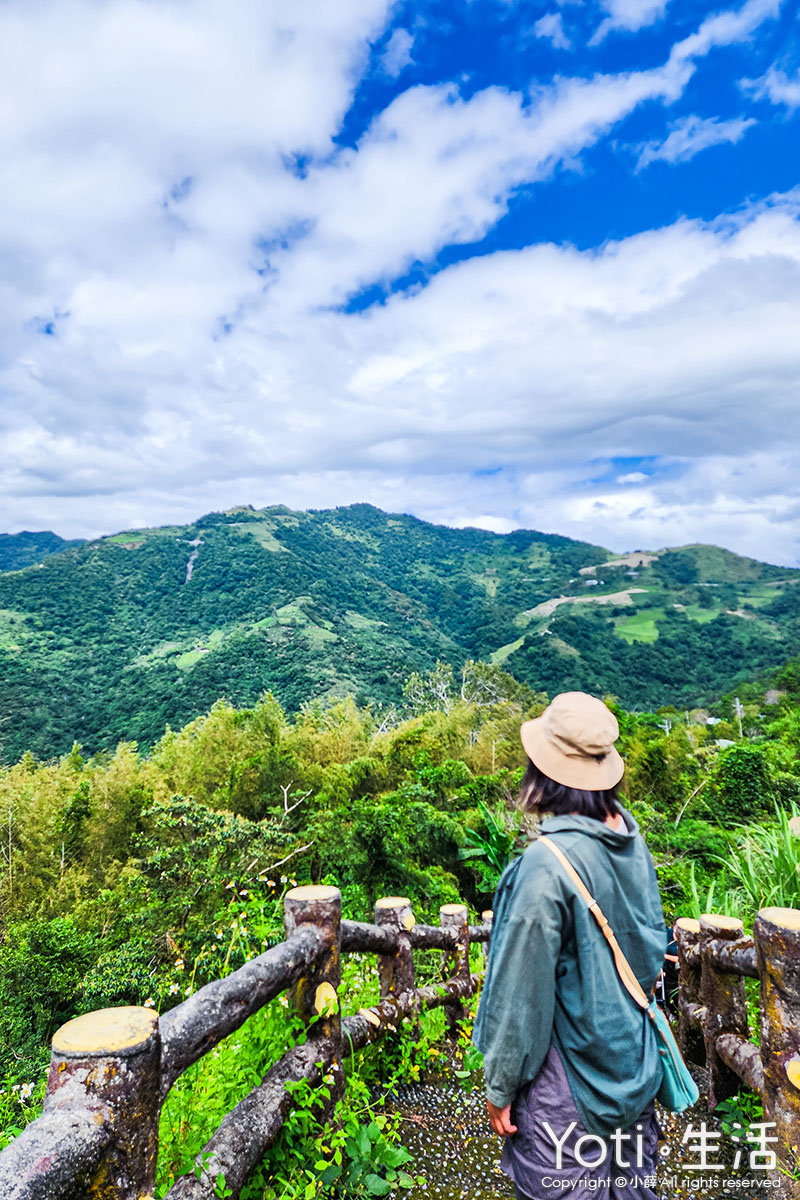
[1,503,798,761]
[4,659,800,1189]
[0,531,84,572]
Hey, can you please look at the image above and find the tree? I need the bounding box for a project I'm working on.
[403,659,536,716]
[711,743,774,820]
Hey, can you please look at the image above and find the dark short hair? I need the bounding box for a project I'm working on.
[518,758,620,821]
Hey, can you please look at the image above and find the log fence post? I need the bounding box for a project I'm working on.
[45,1005,161,1200]
[754,907,800,1191]
[699,913,749,1109]
[440,903,470,1035]
[674,917,704,1064]
[374,897,415,999]
[284,885,343,1101]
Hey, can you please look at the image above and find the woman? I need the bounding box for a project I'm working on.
[473,692,667,1200]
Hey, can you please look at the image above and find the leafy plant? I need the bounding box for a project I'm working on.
[193,1152,233,1198]
[458,800,520,888]
[720,803,800,915]
[453,1042,484,1091]
[715,1091,765,1144]
[313,1116,418,1195]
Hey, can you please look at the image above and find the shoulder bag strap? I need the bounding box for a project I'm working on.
[538,835,650,1012]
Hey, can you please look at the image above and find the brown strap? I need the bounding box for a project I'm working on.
[538,836,650,1012]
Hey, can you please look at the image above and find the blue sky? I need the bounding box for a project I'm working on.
[1,0,799,560]
[347,0,798,251]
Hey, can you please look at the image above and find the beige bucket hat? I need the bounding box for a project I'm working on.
[520,692,624,790]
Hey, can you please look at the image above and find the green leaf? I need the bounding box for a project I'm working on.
[364,1174,393,1195]
[382,1145,411,1168]
[355,1125,371,1157]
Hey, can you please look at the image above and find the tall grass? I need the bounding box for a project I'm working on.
[684,861,749,924]
[725,803,800,916]
[685,803,800,929]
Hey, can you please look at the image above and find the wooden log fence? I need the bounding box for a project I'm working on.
[0,887,493,1200]
[8,886,800,1199]
[675,906,800,1190]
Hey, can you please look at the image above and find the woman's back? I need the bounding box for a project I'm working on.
[474,805,666,1137]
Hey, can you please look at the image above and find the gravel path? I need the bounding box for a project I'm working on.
[385,1066,782,1199]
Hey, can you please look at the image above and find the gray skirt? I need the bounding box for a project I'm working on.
[501,1042,660,1200]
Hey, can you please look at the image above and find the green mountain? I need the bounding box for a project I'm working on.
[0,530,85,572]
[1,504,798,761]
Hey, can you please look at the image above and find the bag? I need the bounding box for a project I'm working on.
[646,994,699,1111]
[538,835,699,1114]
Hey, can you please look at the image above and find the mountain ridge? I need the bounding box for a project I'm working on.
[1,503,798,761]
[0,530,86,573]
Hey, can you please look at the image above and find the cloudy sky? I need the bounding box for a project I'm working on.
[1,0,799,561]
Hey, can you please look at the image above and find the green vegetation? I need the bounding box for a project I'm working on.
[2,504,799,761]
[0,531,85,572]
[4,646,800,1189]
[4,505,800,1191]
[615,608,664,643]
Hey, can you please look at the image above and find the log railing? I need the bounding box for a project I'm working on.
[0,887,492,1200]
[675,907,800,1186]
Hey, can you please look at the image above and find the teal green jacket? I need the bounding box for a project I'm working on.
[472,806,667,1137]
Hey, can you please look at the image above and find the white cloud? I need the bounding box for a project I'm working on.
[616,472,648,484]
[5,191,800,561]
[590,0,669,45]
[380,28,414,77]
[636,113,756,169]
[0,0,797,563]
[269,61,692,311]
[533,12,571,50]
[669,0,782,64]
[453,514,518,534]
[746,65,800,109]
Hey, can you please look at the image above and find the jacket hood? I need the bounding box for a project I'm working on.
[539,803,639,847]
